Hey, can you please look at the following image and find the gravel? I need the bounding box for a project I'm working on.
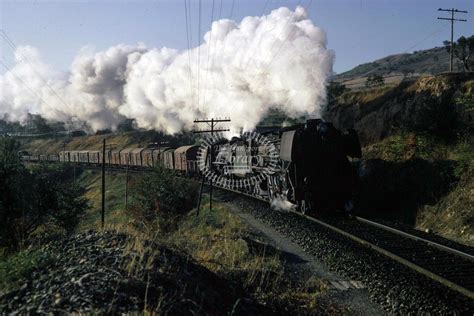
[0,230,266,315]
[224,192,474,314]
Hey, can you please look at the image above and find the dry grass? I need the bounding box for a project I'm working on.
[78,170,137,230]
[166,201,284,293]
[102,199,328,314]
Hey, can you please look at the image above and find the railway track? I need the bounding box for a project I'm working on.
[212,186,474,300]
[305,214,474,300]
[24,161,474,300]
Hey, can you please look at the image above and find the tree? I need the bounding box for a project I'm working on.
[0,138,88,250]
[327,81,347,104]
[444,35,474,72]
[401,69,413,78]
[365,74,385,88]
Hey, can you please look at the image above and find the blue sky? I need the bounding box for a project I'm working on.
[0,0,472,74]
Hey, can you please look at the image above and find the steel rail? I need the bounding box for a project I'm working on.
[355,216,474,262]
[296,212,474,300]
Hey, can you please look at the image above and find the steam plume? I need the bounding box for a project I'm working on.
[0,6,334,133]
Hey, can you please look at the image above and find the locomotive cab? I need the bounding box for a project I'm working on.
[279,119,361,214]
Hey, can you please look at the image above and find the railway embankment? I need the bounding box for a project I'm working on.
[326,73,474,246]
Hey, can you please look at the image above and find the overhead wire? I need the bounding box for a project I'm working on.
[197,0,202,110]
[339,21,452,84]
[0,59,54,110]
[207,0,235,104]
[205,0,224,110]
[0,29,73,111]
[183,0,195,108]
[202,0,216,112]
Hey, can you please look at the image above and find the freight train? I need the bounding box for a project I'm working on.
[21,119,361,214]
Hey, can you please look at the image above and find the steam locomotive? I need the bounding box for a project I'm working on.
[22,119,361,214]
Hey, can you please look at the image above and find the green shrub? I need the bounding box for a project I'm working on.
[0,247,53,292]
[128,166,198,233]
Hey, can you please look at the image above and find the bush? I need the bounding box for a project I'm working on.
[404,93,469,141]
[365,74,385,88]
[128,166,198,233]
[0,138,88,250]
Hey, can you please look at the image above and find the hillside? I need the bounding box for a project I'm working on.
[336,46,453,80]
[326,72,474,245]
[333,44,473,90]
[19,130,196,156]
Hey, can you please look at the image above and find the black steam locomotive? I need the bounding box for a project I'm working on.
[210,119,361,213]
[271,119,361,213]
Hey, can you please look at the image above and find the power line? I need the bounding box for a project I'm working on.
[202,0,216,111]
[197,0,202,110]
[437,8,468,72]
[0,59,54,110]
[205,0,224,110]
[0,29,73,111]
[207,0,235,104]
[338,21,451,84]
[184,0,195,108]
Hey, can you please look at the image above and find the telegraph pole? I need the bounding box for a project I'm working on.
[124,155,129,211]
[438,8,468,72]
[193,118,231,215]
[101,138,106,229]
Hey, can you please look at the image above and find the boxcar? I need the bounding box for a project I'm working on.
[48,155,59,162]
[59,151,70,163]
[163,149,175,170]
[119,148,133,167]
[141,148,154,167]
[78,151,89,164]
[110,150,121,166]
[129,148,145,167]
[98,149,113,166]
[89,151,100,165]
[151,147,170,167]
[70,151,79,163]
[174,145,199,174]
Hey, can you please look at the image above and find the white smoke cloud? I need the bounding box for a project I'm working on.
[0,6,334,133]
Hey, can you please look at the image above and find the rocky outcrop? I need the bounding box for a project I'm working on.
[325,73,474,145]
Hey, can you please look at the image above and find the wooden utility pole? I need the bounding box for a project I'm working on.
[438,8,468,72]
[101,138,106,228]
[193,118,230,215]
[125,156,129,211]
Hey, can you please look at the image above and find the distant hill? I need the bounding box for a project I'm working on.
[333,44,472,89]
